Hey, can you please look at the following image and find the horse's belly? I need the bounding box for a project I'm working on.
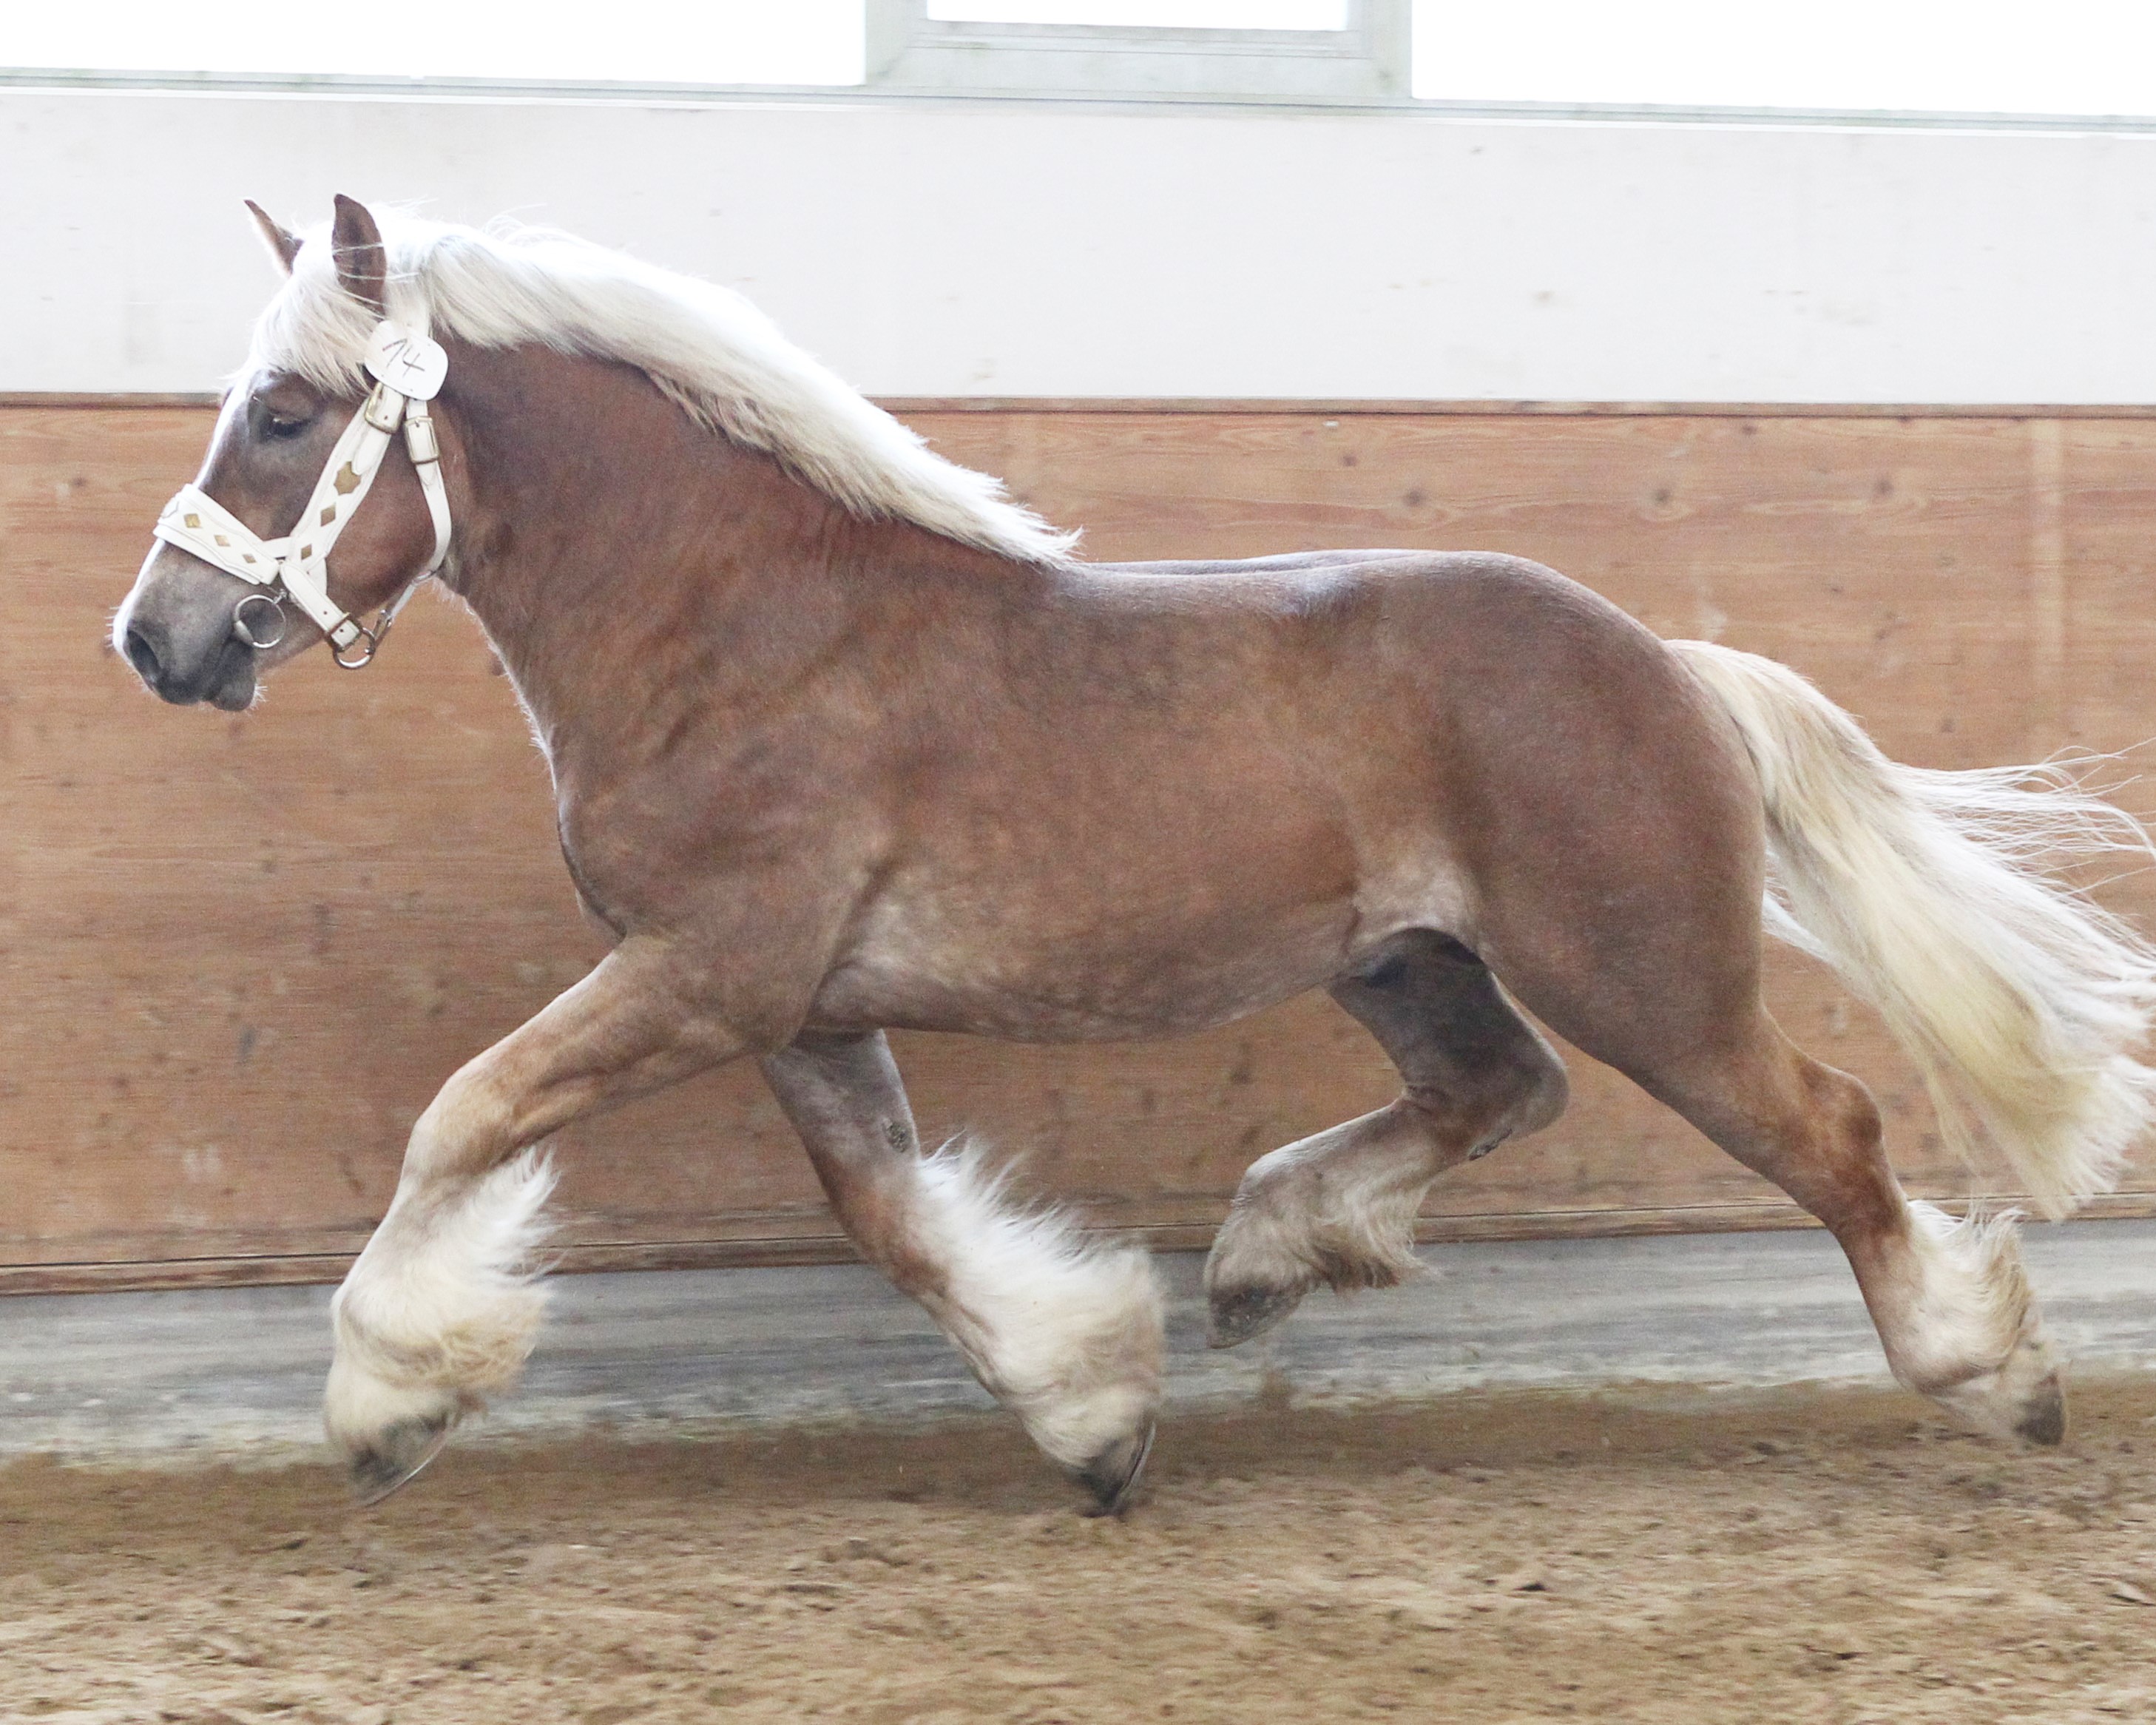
[807,895,1364,1042]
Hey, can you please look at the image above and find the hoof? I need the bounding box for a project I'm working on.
[1206,1280,1305,1349]
[1926,1357,2068,1448]
[2015,1371,2067,1448]
[347,1413,455,1507]
[1073,1420,1155,1517]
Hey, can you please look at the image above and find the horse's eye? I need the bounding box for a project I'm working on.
[261,411,311,440]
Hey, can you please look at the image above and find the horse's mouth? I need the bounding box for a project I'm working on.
[206,663,259,712]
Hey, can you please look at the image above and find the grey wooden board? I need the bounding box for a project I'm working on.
[4,1222,2155,1462]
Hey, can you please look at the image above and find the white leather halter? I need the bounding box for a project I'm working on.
[152,318,453,669]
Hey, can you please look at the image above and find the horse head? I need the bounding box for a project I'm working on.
[113,195,449,710]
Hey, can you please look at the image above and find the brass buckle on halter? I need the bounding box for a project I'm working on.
[362,382,405,436]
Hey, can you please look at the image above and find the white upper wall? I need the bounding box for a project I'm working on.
[5,87,2154,402]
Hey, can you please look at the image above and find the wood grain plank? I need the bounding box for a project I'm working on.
[5,402,2152,1286]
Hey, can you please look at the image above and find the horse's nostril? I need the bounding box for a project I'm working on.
[124,624,163,687]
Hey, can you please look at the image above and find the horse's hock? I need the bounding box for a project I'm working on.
[8,399,2156,1291]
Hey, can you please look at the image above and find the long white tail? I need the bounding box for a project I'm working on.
[1672,639,2156,1218]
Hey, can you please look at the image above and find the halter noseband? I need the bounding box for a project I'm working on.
[152,317,453,669]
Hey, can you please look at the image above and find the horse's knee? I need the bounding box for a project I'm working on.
[407,1063,523,1182]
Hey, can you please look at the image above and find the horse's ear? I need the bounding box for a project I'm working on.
[244,200,303,276]
[328,194,388,317]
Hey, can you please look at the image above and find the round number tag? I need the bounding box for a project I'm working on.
[365,322,450,401]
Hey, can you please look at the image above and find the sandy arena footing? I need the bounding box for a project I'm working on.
[6,1223,2156,1722]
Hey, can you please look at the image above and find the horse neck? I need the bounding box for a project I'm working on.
[437,345,932,767]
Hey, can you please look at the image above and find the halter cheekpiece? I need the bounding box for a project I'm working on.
[153,317,453,669]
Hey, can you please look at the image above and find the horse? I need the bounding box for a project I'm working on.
[113,195,2156,1513]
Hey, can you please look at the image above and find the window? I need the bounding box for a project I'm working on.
[929,4,1349,23]
[873,0,1402,101]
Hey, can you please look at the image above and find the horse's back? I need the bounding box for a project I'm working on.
[1072,546,1667,672]
[1066,545,1721,785]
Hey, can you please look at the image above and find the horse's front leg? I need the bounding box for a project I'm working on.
[763,1030,1164,1513]
[327,936,745,1500]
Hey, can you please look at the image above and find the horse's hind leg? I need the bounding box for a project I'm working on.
[1486,866,2063,1442]
[1628,1019,2063,1444]
[1204,931,1569,1346]
[762,1030,1164,1513]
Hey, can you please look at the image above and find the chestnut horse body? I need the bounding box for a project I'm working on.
[115,199,2156,1509]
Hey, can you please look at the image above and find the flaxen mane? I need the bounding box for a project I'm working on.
[248,212,1079,564]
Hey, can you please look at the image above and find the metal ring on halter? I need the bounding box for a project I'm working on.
[331,621,381,670]
[232,592,288,650]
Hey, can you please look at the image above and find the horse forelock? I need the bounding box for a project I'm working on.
[246,213,1080,565]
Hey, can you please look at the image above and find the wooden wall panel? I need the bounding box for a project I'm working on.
[4,402,2153,1290]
